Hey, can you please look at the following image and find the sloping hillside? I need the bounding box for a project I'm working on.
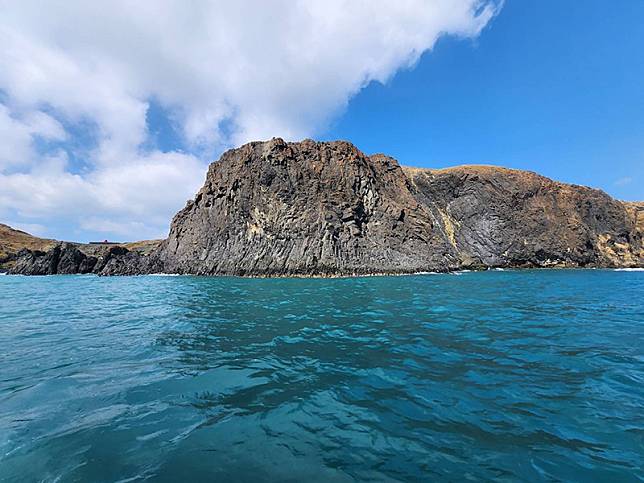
[0,224,57,268]
[0,224,161,271]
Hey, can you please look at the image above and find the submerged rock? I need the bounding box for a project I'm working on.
[8,139,644,276]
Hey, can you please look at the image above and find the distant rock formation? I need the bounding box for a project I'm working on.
[6,138,643,276]
[8,243,157,276]
[3,237,161,276]
[405,165,644,269]
[0,224,57,270]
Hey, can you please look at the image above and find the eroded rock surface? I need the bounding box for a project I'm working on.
[8,139,643,276]
[9,243,153,276]
[156,139,458,275]
[405,165,643,269]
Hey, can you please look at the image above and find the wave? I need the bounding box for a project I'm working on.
[452,270,473,276]
[613,267,644,272]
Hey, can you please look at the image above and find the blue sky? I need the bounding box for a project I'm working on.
[1,1,642,242]
[324,0,644,202]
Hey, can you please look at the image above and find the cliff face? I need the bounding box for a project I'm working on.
[5,240,161,275]
[7,139,643,276]
[9,244,157,276]
[405,166,643,269]
[156,138,458,275]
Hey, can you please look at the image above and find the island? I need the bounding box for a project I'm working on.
[2,138,643,276]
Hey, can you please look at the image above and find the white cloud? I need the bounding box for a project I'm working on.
[0,150,205,239]
[614,176,633,187]
[0,0,500,240]
[0,105,66,170]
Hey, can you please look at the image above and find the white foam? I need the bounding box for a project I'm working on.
[451,270,473,275]
[613,268,644,272]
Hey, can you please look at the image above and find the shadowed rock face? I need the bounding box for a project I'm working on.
[8,139,644,275]
[10,244,95,275]
[8,244,152,275]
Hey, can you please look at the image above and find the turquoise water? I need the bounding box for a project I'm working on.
[1,270,643,482]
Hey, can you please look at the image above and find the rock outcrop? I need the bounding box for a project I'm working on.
[7,139,644,276]
[0,224,57,271]
[156,139,458,275]
[405,165,643,269]
[8,243,152,276]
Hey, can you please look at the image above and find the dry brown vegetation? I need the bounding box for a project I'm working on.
[0,224,57,262]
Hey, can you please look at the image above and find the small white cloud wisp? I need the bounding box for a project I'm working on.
[0,0,501,240]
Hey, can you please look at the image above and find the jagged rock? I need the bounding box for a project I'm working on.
[156,138,458,275]
[57,243,98,274]
[10,243,92,275]
[405,165,644,268]
[152,139,642,275]
[10,248,57,275]
[9,243,146,275]
[6,139,644,276]
[97,246,158,275]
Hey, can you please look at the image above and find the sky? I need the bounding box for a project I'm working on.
[1,0,643,242]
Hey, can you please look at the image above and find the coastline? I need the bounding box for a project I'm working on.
[2,266,642,279]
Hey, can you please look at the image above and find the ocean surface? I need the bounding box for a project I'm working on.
[0,270,643,482]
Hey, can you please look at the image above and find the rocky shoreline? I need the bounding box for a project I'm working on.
[5,139,644,276]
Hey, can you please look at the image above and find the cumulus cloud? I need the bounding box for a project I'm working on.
[0,0,501,240]
[0,105,67,170]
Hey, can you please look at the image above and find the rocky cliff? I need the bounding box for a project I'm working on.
[156,139,458,275]
[4,238,161,275]
[7,139,643,276]
[405,165,643,269]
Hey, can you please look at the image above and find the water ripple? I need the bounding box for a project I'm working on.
[0,270,643,481]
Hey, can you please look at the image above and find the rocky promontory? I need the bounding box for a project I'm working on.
[6,139,643,276]
[1,224,160,275]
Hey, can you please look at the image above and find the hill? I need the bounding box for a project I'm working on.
[6,139,643,275]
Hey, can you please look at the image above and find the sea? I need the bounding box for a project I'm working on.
[0,269,642,482]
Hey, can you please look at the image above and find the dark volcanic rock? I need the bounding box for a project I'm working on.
[9,243,150,275]
[10,243,95,275]
[155,138,459,275]
[150,138,642,275]
[405,165,644,269]
[10,248,56,275]
[8,139,644,276]
[97,246,159,275]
